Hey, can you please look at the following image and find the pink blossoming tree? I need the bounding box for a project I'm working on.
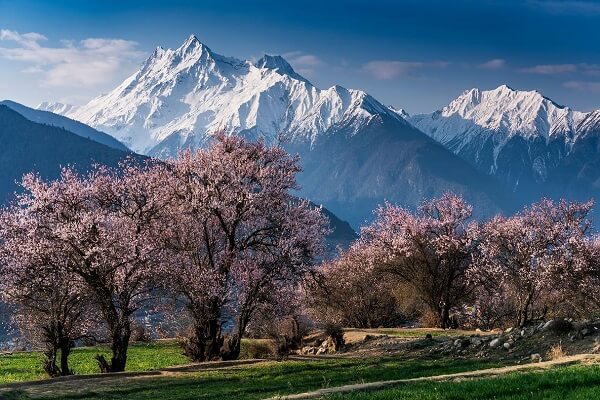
[0,163,171,373]
[358,193,477,328]
[0,203,97,376]
[470,199,594,327]
[158,135,328,361]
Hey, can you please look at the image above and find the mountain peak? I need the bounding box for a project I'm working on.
[37,101,78,115]
[182,33,201,47]
[388,105,410,119]
[255,54,310,83]
[482,85,564,106]
[459,85,540,101]
[450,85,567,115]
[62,36,400,154]
[256,54,294,73]
[494,84,515,92]
[172,34,219,64]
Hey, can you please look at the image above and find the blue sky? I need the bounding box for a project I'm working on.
[1,0,600,113]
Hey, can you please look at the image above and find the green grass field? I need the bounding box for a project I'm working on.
[1,339,598,400]
[0,356,501,399]
[0,339,279,384]
[0,328,484,385]
[0,341,188,384]
[324,364,600,399]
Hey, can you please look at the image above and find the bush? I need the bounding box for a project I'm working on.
[239,340,274,359]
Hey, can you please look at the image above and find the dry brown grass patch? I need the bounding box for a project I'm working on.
[547,342,566,360]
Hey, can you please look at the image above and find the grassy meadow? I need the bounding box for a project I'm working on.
[0,341,187,384]
[1,355,502,399]
[1,334,598,399]
[324,364,600,400]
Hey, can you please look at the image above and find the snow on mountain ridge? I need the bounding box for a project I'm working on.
[409,85,592,188]
[412,85,588,145]
[577,110,600,138]
[37,101,79,115]
[388,105,409,119]
[410,85,589,162]
[58,34,404,155]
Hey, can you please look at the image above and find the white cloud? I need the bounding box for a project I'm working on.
[0,29,143,87]
[563,80,600,92]
[520,64,578,74]
[291,54,322,67]
[519,63,600,75]
[479,58,506,69]
[0,29,47,47]
[282,51,324,77]
[21,66,43,74]
[363,60,449,80]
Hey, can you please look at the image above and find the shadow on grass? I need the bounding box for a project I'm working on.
[325,364,600,400]
[0,358,503,400]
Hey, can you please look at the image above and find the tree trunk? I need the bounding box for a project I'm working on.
[59,339,73,376]
[43,347,60,378]
[110,328,131,372]
[184,318,224,362]
[220,335,240,361]
[440,304,451,329]
[96,321,131,373]
[517,292,534,327]
[517,307,528,327]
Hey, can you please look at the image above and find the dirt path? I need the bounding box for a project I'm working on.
[266,354,600,400]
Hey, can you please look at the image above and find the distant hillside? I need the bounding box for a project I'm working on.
[0,105,136,202]
[317,203,358,253]
[1,100,129,151]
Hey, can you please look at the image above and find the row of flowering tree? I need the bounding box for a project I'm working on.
[315,193,600,330]
[0,135,328,376]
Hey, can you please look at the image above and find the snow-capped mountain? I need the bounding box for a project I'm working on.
[56,34,399,156]
[410,85,589,190]
[40,34,512,227]
[37,101,79,116]
[388,105,410,119]
[551,109,600,198]
[576,109,600,139]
